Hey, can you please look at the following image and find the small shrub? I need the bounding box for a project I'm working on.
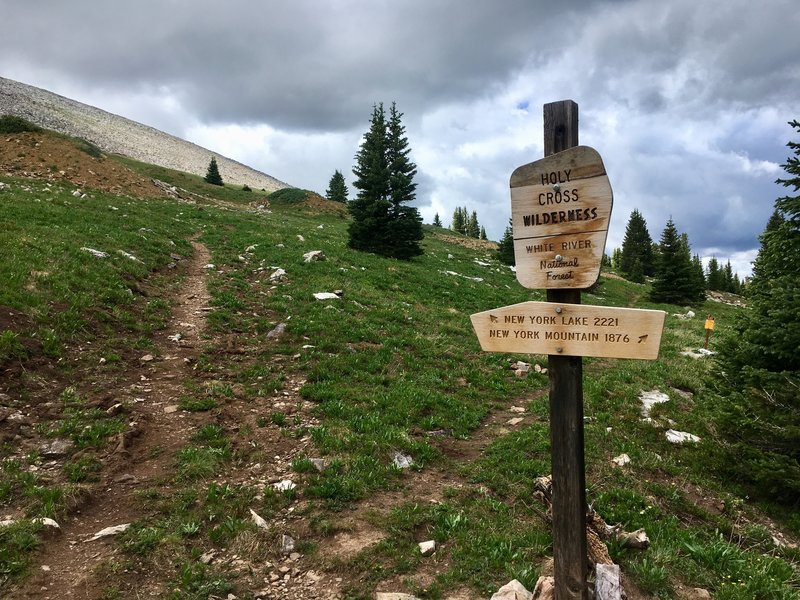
[268,188,310,204]
[0,115,42,133]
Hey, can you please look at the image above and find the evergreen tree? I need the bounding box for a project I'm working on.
[386,102,418,209]
[204,156,224,186]
[611,248,623,271]
[649,219,704,304]
[480,226,487,240]
[714,120,800,502]
[722,260,735,292]
[496,219,515,265]
[619,209,654,282]
[433,213,443,227]
[451,207,466,234]
[348,103,423,260]
[706,257,723,291]
[467,211,480,238]
[691,254,706,296]
[325,170,348,203]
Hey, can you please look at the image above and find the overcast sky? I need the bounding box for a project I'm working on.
[3,0,798,276]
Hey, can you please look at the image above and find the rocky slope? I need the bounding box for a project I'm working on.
[0,76,290,192]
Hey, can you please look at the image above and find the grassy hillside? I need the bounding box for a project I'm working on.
[0,152,798,599]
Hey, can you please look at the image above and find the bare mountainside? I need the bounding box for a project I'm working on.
[0,76,290,191]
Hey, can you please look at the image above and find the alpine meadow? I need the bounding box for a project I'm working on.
[0,105,799,600]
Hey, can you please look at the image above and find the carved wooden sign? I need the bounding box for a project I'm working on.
[471,301,666,360]
[510,146,613,289]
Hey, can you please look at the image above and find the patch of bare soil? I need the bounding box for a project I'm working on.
[432,231,498,252]
[0,131,167,197]
[7,240,213,599]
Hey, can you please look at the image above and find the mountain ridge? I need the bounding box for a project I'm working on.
[0,76,291,192]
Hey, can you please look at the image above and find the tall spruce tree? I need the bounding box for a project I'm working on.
[348,103,423,259]
[451,207,467,234]
[496,219,515,265]
[433,213,443,227]
[619,209,654,282]
[706,257,723,290]
[649,219,704,304]
[325,170,348,203]
[714,120,800,502]
[204,156,224,186]
[480,226,487,240]
[467,211,480,238]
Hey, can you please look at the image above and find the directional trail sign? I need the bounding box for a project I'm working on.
[510,146,613,289]
[471,301,666,360]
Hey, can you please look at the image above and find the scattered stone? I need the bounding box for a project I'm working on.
[269,268,287,283]
[534,363,547,374]
[32,517,61,533]
[140,354,154,362]
[106,403,124,416]
[297,235,305,242]
[376,594,421,600]
[532,577,554,600]
[113,474,137,484]
[514,369,528,378]
[267,323,286,339]
[168,333,183,343]
[40,439,73,458]
[680,348,716,359]
[80,247,108,258]
[86,523,130,541]
[313,292,340,301]
[281,534,296,555]
[392,451,414,470]
[203,263,216,269]
[665,429,700,444]
[671,387,694,400]
[511,361,530,372]
[618,528,649,549]
[200,550,216,564]
[117,250,142,262]
[418,540,436,556]
[595,563,622,600]
[507,417,524,426]
[163,405,179,414]
[611,453,631,467]
[310,458,327,472]
[303,250,326,262]
[509,406,525,413]
[491,579,533,600]
[639,390,669,419]
[41,565,51,572]
[273,479,296,492]
[250,509,269,530]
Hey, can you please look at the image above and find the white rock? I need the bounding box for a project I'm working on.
[310,458,327,472]
[392,451,413,470]
[245,245,258,252]
[87,523,130,541]
[80,247,108,258]
[376,594,421,600]
[273,479,296,492]
[303,250,326,262]
[250,509,269,530]
[665,429,700,444]
[639,390,669,419]
[509,406,526,413]
[203,263,216,269]
[611,453,631,467]
[595,563,622,600]
[140,354,154,362]
[491,579,533,600]
[510,361,530,372]
[117,250,142,262]
[281,534,296,555]
[313,292,340,301]
[267,323,286,339]
[507,417,524,426]
[297,235,305,242]
[418,540,436,555]
[269,268,287,282]
[32,517,61,531]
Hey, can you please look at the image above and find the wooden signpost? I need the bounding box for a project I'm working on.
[471,100,666,600]
[471,301,665,360]
[511,145,613,289]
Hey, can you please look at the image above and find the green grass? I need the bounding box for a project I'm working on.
[2,163,799,599]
